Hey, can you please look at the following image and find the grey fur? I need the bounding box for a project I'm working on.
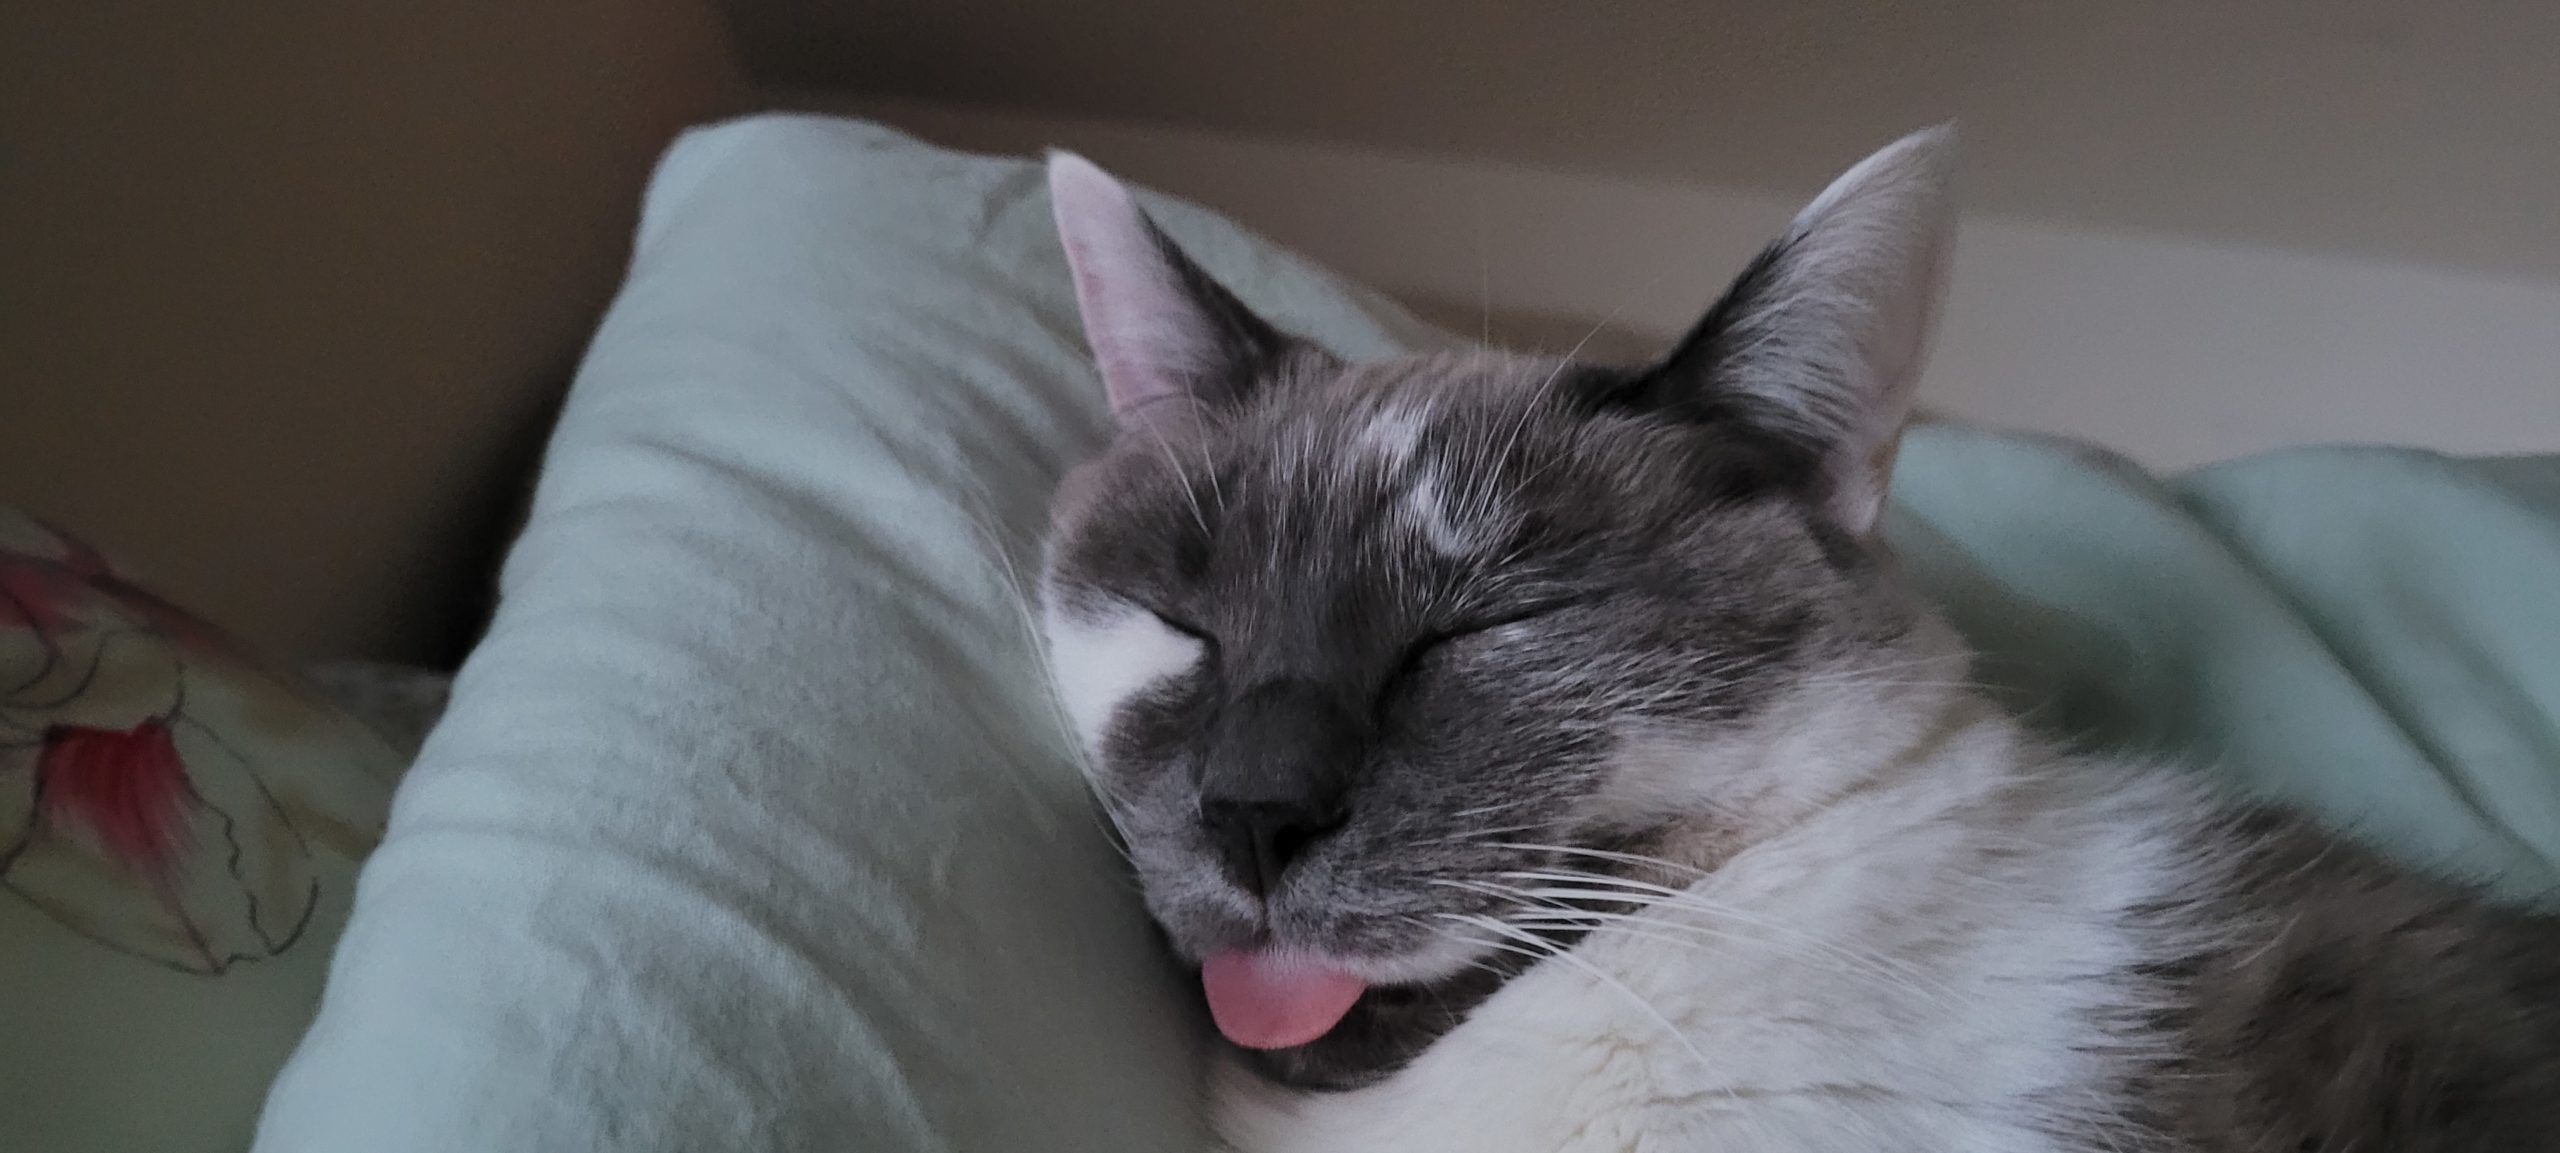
[2144,809,2560,1150]
[1038,150,2560,1142]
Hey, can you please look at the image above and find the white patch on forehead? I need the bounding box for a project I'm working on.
[1043,599,1207,758]
[1402,468,1498,557]
[1354,403,1427,471]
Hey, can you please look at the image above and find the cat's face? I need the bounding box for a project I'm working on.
[1045,352,1906,965]
[1039,131,1956,1082]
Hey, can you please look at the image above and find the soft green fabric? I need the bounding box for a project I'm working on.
[1888,430,2560,900]
[257,115,1444,1153]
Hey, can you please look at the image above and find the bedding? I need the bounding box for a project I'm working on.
[1892,431,2560,900]
[0,509,420,1153]
[250,114,2560,1152]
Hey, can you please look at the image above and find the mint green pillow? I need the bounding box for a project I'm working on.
[258,115,1441,1153]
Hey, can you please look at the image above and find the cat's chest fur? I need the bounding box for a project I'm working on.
[1213,711,2207,1153]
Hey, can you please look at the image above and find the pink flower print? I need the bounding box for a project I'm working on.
[1,542,320,975]
[37,719,194,882]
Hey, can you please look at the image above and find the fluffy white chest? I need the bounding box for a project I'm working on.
[1214,752,2197,1153]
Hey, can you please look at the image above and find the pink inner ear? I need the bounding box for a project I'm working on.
[1048,152,1219,422]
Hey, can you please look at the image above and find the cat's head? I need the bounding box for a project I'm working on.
[1038,129,1963,1082]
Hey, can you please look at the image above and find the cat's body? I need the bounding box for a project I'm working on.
[1035,130,2560,1151]
[1213,678,2560,1153]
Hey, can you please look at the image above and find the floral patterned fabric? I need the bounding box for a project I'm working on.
[1,507,414,1152]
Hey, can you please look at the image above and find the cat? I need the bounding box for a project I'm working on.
[1034,128,2560,1152]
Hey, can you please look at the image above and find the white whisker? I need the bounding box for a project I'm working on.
[1437,913,1724,1082]
[952,484,1141,876]
[1452,871,1962,1006]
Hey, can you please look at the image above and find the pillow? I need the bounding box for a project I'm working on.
[253,114,2560,1153]
[257,113,1440,1153]
[0,508,410,1153]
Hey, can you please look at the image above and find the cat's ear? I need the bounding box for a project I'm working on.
[1631,126,1956,534]
[1048,151,1303,430]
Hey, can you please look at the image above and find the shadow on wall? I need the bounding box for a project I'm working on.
[0,0,750,663]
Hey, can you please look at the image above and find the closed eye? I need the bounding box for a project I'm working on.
[1147,608,1214,647]
[1375,602,1572,717]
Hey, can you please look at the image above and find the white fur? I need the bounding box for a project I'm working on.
[1579,619,1975,833]
[1214,663,2222,1153]
[1356,403,1428,471]
[1401,470,1490,558]
[1043,599,1206,757]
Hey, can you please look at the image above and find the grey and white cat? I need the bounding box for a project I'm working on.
[1035,130,2560,1152]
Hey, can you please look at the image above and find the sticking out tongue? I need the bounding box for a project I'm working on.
[1200,950,1369,1049]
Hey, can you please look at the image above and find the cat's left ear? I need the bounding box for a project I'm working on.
[1631,126,1957,535]
[1048,151,1309,433]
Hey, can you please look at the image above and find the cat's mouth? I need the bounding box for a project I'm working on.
[1204,927,1568,1088]
[1192,928,1505,1049]
[1200,949,1369,1049]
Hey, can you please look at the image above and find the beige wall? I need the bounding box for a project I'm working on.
[738,0,2560,287]
[2,0,747,661]
[829,97,2560,471]
[767,2,2560,466]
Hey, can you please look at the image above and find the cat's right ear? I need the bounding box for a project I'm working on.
[1048,152,1300,430]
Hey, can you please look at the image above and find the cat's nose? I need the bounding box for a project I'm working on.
[1201,795,1348,899]
[1199,679,1358,898]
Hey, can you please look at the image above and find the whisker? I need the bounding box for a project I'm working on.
[1474,184,1491,349]
[1459,872,1962,1005]
[952,485,1143,875]
[1487,841,1711,879]
[1419,821,1553,848]
[1438,913,1724,1080]
[1446,794,1552,822]
[1141,419,1211,536]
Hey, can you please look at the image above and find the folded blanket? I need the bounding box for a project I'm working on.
[1893,428,2560,900]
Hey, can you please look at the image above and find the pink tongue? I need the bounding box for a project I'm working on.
[1200,950,1369,1050]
